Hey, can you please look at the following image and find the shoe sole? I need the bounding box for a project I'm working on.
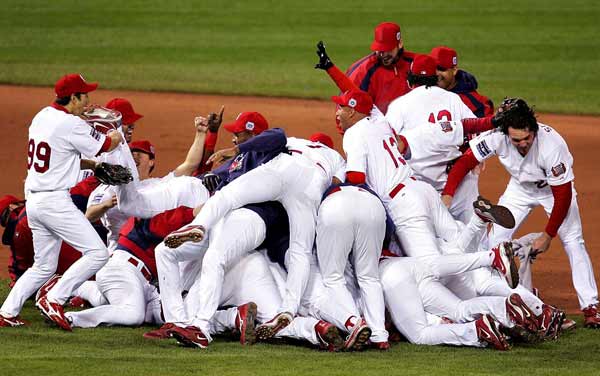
[256,314,292,341]
[478,315,511,351]
[345,326,372,351]
[507,293,537,332]
[241,302,258,345]
[502,243,519,289]
[321,325,344,352]
[164,230,204,248]
[475,199,516,229]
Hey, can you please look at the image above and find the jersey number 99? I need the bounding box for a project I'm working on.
[27,139,52,173]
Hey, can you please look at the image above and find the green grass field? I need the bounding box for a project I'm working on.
[1,283,600,376]
[0,1,599,114]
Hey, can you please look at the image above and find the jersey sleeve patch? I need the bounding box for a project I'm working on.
[475,140,492,157]
[551,162,566,177]
[439,121,453,133]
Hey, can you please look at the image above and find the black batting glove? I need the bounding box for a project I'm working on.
[315,41,334,70]
[202,173,221,193]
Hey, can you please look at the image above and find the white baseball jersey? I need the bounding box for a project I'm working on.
[386,86,475,134]
[88,185,129,253]
[469,123,574,188]
[286,137,346,183]
[342,116,413,200]
[403,120,465,191]
[25,106,107,193]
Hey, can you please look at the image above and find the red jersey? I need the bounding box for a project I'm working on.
[116,206,195,278]
[346,51,416,114]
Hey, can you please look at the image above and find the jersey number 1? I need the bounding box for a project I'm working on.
[27,139,51,173]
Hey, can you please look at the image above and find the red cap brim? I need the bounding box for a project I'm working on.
[82,82,98,93]
[123,113,143,125]
[370,41,397,52]
[331,95,345,107]
[223,121,243,133]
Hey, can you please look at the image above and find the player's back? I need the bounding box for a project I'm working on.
[25,106,104,193]
[343,117,413,200]
[286,137,346,183]
[386,85,475,134]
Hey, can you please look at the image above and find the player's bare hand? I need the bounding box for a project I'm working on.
[207,146,239,165]
[103,195,118,209]
[207,105,225,133]
[441,194,453,208]
[531,232,552,256]
[107,129,124,144]
[194,116,209,134]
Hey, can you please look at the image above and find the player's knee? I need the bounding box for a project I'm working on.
[120,305,146,326]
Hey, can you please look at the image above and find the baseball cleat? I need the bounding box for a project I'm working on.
[473,196,515,229]
[475,314,510,351]
[582,304,600,328]
[68,296,91,309]
[143,323,176,340]
[491,242,519,289]
[537,304,565,340]
[35,274,62,303]
[371,341,391,351]
[256,311,293,341]
[167,325,209,348]
[506,293,538,332]
[343,318,372,351]
[235,302,257,345]
[36,296,72,331]
[561,318,577,333]
[164,225,205,248]
[314,320,344,352]
[0,314,27,327]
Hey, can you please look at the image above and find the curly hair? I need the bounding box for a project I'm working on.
[497,98,538,134]
[407,71,438,88]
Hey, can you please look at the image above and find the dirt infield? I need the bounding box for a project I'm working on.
[1,85,599,313]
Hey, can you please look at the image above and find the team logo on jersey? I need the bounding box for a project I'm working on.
[551,162,566,177]
[439,121,453,133]
[476,140,492,157]
[229,154,245,172]
[245,121,255,131]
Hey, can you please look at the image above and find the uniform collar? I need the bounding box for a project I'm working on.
[50,102,70,114]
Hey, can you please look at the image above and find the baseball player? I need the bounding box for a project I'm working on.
[430,46,494,118]
[443,98,600,328]
[0,74,124,330]
[341,22,416,114]
[105,98,143,143]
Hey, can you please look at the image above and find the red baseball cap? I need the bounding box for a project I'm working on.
[54,74,98,98]
[331,89,373,115]
[430,46,458,70]
[0,195,22,215]
[223,112,269,135]
[309,132,334,149]
[106,98,143,125]
[370,22,401,52]
[410,54,437,77]
[129,140,156,159]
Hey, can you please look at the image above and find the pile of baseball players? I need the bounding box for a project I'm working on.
[1,21,599,353]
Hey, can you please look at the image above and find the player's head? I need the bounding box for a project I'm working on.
[54,74,98,115]
[407,54,438,88]
[0,195,24,228]
[498,98,538,155]
[430,46,458,90]
[371,22,403,67]
[106,98,143,143]
[332,89,373,133]
[223,112,269,145]
[129,140,156,179]
[309,132,334,148]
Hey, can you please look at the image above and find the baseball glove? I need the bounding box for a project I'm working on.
[94,162,133,186]
[492,97,537,131]
[81,105,123,134]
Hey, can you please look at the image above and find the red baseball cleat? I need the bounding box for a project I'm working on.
[343,318,371,351]
[583,304,600,328]
[167,325,209,348]
[0,314,27,327]
[314,320,344,352]
[143,323,176,340]
[561,318,577,332]
[35,274,62,303]
[491,242,519,289]
[371,341,391,350]
[537,304,565,340]
[255,311,293,341]
[475,314,510,351]
[164,225,205,248]
[235,302,257,345]
[36,296,72,331]
[506,293,538,332]
[68,296,91,309]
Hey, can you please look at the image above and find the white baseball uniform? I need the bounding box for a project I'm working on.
[316,185,388,342]
[88,185,128,254]
[469,125,599,309]
[1,105,110,316]
[193,140,345,315]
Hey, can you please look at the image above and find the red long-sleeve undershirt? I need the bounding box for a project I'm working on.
[442,149,479,197]
[326,65,359,92]
[546,182,572,237]
[461,117,494,135]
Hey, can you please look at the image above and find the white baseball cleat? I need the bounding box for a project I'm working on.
[164,225,205,248]
[491,242,519,289]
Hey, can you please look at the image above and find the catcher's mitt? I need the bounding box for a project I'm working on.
[94,162,133,186]
[493,97,537,133]
[81,105,123,134]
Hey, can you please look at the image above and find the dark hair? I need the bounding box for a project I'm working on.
[407,72,438,88]
[54,92,83,106]
[498,98,538,134]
